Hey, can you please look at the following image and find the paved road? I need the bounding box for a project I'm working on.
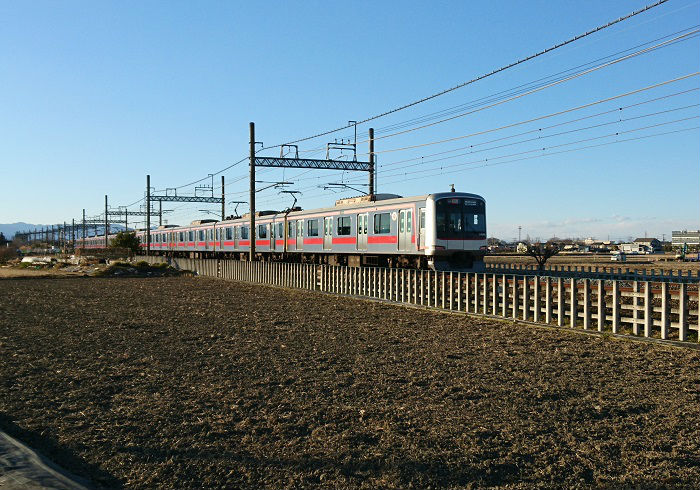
[0,431,90,490]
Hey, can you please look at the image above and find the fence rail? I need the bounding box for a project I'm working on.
[137,256,700,344]
[485,262,699,283]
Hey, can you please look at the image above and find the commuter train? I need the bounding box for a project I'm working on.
[82,192,487,269]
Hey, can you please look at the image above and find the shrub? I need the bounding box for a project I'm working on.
[110,232,140,253]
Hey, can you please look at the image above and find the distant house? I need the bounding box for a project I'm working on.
[633,237,662,253]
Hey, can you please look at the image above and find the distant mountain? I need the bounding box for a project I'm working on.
[0,223,46,239]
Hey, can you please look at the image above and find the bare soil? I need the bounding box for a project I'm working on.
[0,276,698,489]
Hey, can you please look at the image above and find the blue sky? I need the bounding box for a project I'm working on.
[1,0,698,241]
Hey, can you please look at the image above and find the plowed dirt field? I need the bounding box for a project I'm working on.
[1,276,698,489]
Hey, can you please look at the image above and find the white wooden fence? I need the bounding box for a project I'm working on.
[486,262,699,282]
[137,256,700,344]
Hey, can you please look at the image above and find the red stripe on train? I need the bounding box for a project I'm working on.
[367,235,397,244]
[332,237,357,245]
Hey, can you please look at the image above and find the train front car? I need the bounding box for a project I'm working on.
[425,192,487,271]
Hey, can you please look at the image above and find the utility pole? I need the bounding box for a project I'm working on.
[221,175,225,220]
[369,128,375,197]
[159,200,162,227]
[146,174,151,256]
[104,195,109,248]
[518,226,522,242]
[82,209,86,249]
[71,219,75,249]
[249,122,256,261]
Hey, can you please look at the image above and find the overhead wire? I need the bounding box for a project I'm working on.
[265,0,671,149]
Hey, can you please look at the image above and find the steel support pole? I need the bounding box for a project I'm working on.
[159,200,162,227]
[82,209,86,249]
[221,175,225,220]
[146,174,151,255]
[71,219,75,248]
[368,128,375,196]
[249,122,256,261]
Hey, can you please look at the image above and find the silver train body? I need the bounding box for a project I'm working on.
[83,192,487,269]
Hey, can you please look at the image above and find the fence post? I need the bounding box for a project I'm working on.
[661,282,669,340]
[464,272,470,312]
[512,276,518,320]
[557,278,564,327]
[612,280,620,334]
[431,270,437,307]
[533,276,540,323]
[457,272,462,311]
[491,273,498,316]
[482,273,488,315]
[545,277,552,324]
[678,283,688,341]
[522,276,529,321]
[570,278,577,328]
[449,272,454,310]
[583,278,591,330]
[501,274,508,317]
[644,281,652,337]
[442,271,446,309]
[597,280,605,332]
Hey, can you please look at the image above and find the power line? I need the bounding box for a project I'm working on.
[373,75,699,158]
[268,0,672,148]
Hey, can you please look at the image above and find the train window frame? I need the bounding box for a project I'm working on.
[307,219,319,237]
[188,231,194,242]
[225,227,233,240]
[277,223,283,239]
[258,224,267,239]
[241,226,249,240]
[198,230,205,241]
[288,223,294,238]
[337,216,351,236]
[373,213,391,234]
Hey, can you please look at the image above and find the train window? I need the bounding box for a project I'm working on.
[178,232,183,242]
[373,213,391,234]
[241,226,249,239]
[197,230,203,241]
[226,227,232,240]
[420,209,425,229]
[307,219,319,237]
[258,224,267,238]
[337,216,351,236]
[189,231,194,242]
[288,224,294,238]
[277,223,283,238]
[407,211,412,233]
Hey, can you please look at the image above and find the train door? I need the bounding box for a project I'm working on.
[323,217,332,250]
[270,223,276,251]
[356,213,368,250]
[419,208,426,249]
[296,220,303,250]
[398,209,412,251]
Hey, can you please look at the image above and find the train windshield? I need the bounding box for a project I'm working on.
[436,197,486,240]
